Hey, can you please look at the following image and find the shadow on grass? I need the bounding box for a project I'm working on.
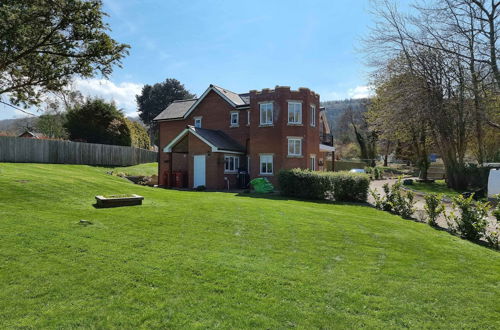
[234,191,374,209]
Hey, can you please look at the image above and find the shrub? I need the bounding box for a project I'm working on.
[493,195,500,221]
[485,226,499,250]
[371,179,415,219]
[444,194,490,241]
[464,163,490,190]
[369,188,384,210]
[365,166,383,180]
[424,193,444,227]
[403,179,414,185]
[194,185,206,191]
[278,169,370,202]
[278,169,332,200]
[373,167,383,180]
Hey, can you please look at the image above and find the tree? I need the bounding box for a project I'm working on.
[0,0,129,107]
[338,103,377,166]
[36,111,68,139]
[136,79,196,141]
[368,63,433,179]
[64,98,131,146]
[125,119,151,150]
[35,88,84,139]
[363,0,498,189]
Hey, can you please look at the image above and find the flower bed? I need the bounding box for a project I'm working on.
[95,194,144,208]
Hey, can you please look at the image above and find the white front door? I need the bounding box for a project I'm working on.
[193,155,206,188]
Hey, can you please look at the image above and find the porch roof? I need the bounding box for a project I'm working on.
[164,125,246,154]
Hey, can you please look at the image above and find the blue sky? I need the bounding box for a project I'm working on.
[2,0,387,120]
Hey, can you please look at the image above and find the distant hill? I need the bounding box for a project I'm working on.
[321,98,370,136]
[0,117,39,135]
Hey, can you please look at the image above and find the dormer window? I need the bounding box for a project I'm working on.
[230,112,239,127]
[288,102,302,124]
[194,117,202,128]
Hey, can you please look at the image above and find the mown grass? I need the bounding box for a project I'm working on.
[0,163,499,328]
[410,179,463,198]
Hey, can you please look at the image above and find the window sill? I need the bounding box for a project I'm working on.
[259,124,274,127]
[229,125,239,128]
[224,171,238,174]
[287,123,303,126]
[287,155,303,158]
[259,173,274,176]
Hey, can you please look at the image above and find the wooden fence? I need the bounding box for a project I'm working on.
[0,136,157,166]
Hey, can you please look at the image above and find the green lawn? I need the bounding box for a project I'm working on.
[0,163,499,328]
[103,162,158,176]
[409,179,463,198]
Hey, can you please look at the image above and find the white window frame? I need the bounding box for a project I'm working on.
[194,116,202,128]
[287,137,302,157]
[224,155,240,173]
[259,154,273,175]
[247,110,251,126]
[310,154,316,171]
[230,112,239,127]
[259,103,273,126]
[288,101,302,125]
[310,105,316,127]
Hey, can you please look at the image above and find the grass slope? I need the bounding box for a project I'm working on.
[102,162,158,177]
[0,163,499,328]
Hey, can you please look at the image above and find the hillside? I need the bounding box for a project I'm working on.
[0,163,498,328]
[321,98,370,136]
[0,117,38,134]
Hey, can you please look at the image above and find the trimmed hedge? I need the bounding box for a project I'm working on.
[278,168,370,202]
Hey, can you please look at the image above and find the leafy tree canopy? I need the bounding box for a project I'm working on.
[136,78,196,127]
[0,0,129,107]
[64,98,130,146]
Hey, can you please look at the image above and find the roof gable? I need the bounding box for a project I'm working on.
[154,84,249,122]
[164,126,245,154]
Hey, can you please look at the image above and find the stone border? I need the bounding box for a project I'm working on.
[95,194,144,208]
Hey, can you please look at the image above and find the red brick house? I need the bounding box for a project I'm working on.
[154,85,334,190]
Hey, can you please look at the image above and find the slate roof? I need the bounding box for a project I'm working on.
[153,99,197,121]
[189,126,245,152]
[238,93,250,106]
[212,85,249,106]
[154,85,249,122]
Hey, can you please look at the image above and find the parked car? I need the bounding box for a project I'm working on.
[349,168,366,174]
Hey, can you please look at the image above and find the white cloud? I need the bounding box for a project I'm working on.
[74,78,143,117]
[347,85,373,99]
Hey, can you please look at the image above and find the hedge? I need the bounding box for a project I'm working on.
[278,168,370,202]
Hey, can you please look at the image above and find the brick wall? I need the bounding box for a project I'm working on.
[247,86,320,186]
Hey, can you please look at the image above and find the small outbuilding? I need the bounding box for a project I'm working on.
[18,131,46,139]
